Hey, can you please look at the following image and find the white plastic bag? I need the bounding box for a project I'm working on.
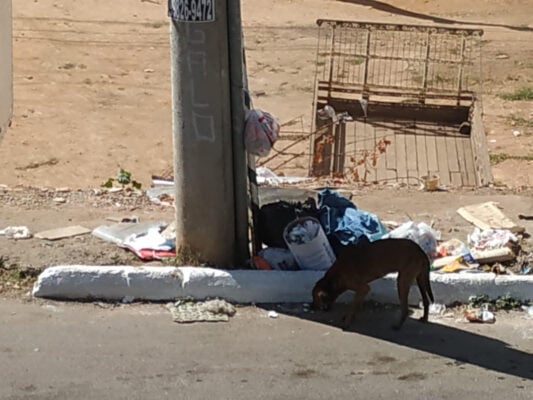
[244,109,279,157]
[258,248,298,271]
[0,226,32,240]
[384,221,440,260]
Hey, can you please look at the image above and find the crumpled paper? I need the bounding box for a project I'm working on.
[467,228,517,251]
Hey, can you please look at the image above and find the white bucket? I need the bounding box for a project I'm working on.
[283,217,336,270]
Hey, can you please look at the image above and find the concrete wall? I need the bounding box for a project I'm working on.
[0,0,13,142]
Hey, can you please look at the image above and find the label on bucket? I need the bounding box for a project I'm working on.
[284,217,336,270]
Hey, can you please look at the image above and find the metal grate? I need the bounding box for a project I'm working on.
[314,19,483,104]
[309,19,491,186]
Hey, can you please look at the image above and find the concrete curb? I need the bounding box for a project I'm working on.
[32,266,533,305]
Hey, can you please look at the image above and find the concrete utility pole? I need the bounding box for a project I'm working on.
[0,0,13,142]
[168,0,249,267]
[226,1,250,267]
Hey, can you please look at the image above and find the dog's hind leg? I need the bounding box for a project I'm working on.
[416,273,430,323]
[342,284,369,329]
[392,272,412,330]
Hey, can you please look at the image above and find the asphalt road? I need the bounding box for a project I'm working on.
[1,299,532,400]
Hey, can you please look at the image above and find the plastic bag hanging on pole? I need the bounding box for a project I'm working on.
[244,109,279,157]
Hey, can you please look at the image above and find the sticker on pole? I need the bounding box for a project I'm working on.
[168,0,215,22]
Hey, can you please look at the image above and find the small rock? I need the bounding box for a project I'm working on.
[53,197,66,204]
[144,68,155,73]
[268,310,279,319]
[496,54,509,59]
[512,130,521,137]
[55,187,70,193]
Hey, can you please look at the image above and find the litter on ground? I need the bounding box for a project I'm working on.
[0,226,32,240]
[92,221,167,246]
[166,299,236,323]
[35,225,91,241]
[464,309,496,324]
[92,220,175,260]
[457,201,524,233]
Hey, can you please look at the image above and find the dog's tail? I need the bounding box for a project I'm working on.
[427,280,435,304]
[416,261,435,304]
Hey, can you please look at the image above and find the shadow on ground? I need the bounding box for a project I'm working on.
[263,302,533,381]
[339,0,533,32]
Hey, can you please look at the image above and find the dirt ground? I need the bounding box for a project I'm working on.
[0,0,531,187]
[1,1,533,293]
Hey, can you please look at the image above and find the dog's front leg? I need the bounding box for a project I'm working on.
[342,284,370,329]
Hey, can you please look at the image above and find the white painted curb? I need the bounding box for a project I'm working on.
[32,266,184,301]
[32,266,533,305]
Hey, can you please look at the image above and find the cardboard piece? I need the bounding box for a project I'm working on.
[36,225,91,241]
[457,201,525,233]
[471,247,516,264]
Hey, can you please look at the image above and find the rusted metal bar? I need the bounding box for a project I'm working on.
[362,28,371,94]
[316,83,475,100]
[456,36,467,105]
[317,19,483,36]
[333,122,347,174]
[421,31,431,103]
[259,132,310,166]
[322,51,476,67]
[327,25,338,98]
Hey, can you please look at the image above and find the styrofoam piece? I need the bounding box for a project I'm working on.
[91,221,167,246]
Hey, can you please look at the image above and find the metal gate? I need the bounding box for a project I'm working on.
[310,19,492,187]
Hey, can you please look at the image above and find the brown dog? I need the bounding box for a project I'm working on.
[312,238,434,330]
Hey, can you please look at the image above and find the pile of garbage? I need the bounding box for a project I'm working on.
[254,193,532,276]
[431,201,528,275]
[462,294,532,324]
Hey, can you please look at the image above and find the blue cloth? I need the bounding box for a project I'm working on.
[317,189,388,246]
